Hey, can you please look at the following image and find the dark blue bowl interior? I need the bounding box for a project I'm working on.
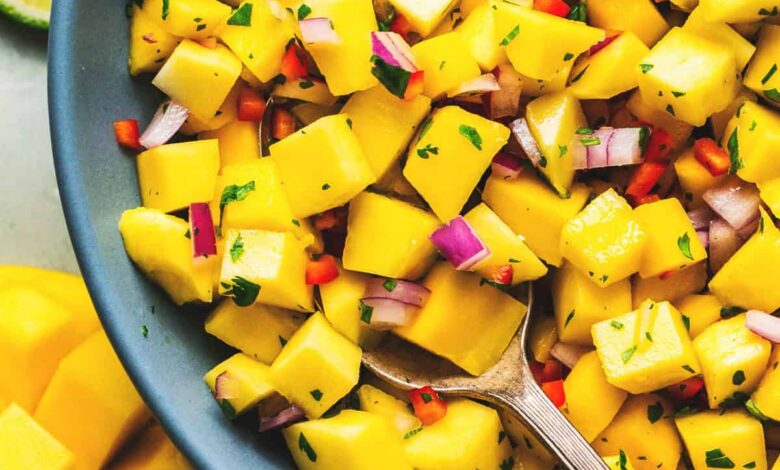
[49,2,293,468]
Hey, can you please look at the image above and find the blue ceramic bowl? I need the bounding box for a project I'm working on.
[49,2,292,468]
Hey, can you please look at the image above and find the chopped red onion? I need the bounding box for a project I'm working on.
[573,127,644,170]
[370,31,417,72]
[300,17,340,44]
[737,216,760,239]
[745,310,780,343]
[688,207,715,231]
[491,153,523,180]
[189,202,217,259]
[448,73,500,98]
[584,127,613,169]
[703,178,761,234]
[214,372,237,400]
[510,118,543,169]
[588,34,619,56]
[139,100,189,149]
[485,64,522,119]
[696,230,709,248]
[550,342,591,369]
[360,298,420,330]
[258,405,306,432]
[429,216,490,271]
[708,218,744,273]
[363,278,431,308]
[606,127,644,167]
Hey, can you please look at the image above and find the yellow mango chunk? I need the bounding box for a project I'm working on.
[283,410,411,470]
[683,7,756,71]
[179,81,241,135]
[464,203,547,284]
[219,229,313,312]
[341,86,431,179]
[111,424,192,470]
[456,2,507,71]
[699,0,780,23]
[604,453,636,470]
[302,0,378,96]
[270,114,375,218]
[404,106,509,221]
[142,0,231,39]
[626,89,693,145]
[672,294,724,338]
[411,32,482,99]
[357,384,421,438]
[119,207,213,305]
[205,299,305,364]
[395,263,527,375]
[129,5,180,76]
[529,316,558,364]
[675,410,766,470]
[593,394,682,470]
[199,120,258,169]
[712,89,757,142]
[320,264,384,347]
[152,41,242,121]
[204,353,275,416]
[587,0,669,46]
[272,78,338,107]
[693,314,772,409]
[673,147,727,209]
[404,399,513,470]
[270,313,361,419]
[561,189,647,287]
[483,173,590,266]
[593,300,701,394]
[635,27,739,127]
[388,0,455,37]
[553,262,632,345]
[495,3,605,81]
[759,178,780,216]
[290,102,340,126]
[632,261,708,308]
[744,25,780,108]
[734,101,780,184]
[520,62,573,98]
[35,332,151,470]
[563,351,628,442]
[343,192,439,280]
[751,346,780,421]
[568,32,650,100]
[137,140,220,213]
[525,91,588,196]
[0,404,74,470]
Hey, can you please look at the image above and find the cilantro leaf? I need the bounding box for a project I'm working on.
[459,124,482,150]
[227,3,253,26]
[677,232,694,260]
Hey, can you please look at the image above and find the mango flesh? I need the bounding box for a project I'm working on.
[410,32,482,99]
[673,146,727,210]
[698,0,780,23]
[456,2,507,71]
[204,353,276,416]
[111,424,192,470]
[142,0,231,39]
[199,120,259,169]
[626,89,694,145]
[683,7,756,71]
[743,25,780,108]
[129,5,179,76]
[0,404,74,470]
[587,0,669,46]
[180,81,242,135]
[733,101,780,184]
[632,261,708,308]
[672,294,724,338]
[568,32,650,100]
[675,410,767,470]
[319,263,384,347]
[752,346,780,421]
[357,384,421,438]
[388,0,455,37]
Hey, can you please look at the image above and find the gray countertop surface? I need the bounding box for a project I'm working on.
[0,16,79,273]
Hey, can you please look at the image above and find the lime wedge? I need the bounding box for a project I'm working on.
[0,0,50,30]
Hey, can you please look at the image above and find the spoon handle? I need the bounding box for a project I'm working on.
[493,383,609,470]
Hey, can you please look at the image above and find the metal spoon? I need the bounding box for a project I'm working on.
[362,284,609,470]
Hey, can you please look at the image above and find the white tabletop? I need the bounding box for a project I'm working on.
[0,17,79,273]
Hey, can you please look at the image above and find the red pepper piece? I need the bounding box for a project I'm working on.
[484,264,513,286]
[272,108,297,140]
[542,359,563,382]
[305,255,340,285]
[404,70,425,100]
[694,138,730,177]
[644,127,675,163]
[634,193,661,206]
[529,361,545,385]
[541,380,566,408]
[409,386,447,425]
[280,42,308,82]
[626,161,668,204]
[237,88,266,122]
[113,119,142,150]
[390,14,414,41]
[667,377,705,402]
[533,0,571,17]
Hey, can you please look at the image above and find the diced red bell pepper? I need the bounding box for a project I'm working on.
[390,13,414,41]
[634,193,661,206]
[626,161,668,204]
[280,42,308,82]
[542,359,563,382]
[667,377,705,402]
[644,127,674,163]
[694,138,730,177]
[541,380,566,408]
[404,70,425,100]
[534,0,570,17]
[529,361,545,385]
[272,108,297,140]
[113,119,142,150]
[305,255,340,285]
[409,386,447,425]
[313,207,347,232]
[483,264,513,286]
[237,88,266,122]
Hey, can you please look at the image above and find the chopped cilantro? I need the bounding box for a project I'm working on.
[744,462,757,469]
[298,433,317,462]
[346,118,352,129]
[732,370,746,385]
[745,399,768,422]
[278,335,287,347]
[229,234,245,262]
[672,91,686,98]
[161,0,169,20]
[564,310,575,327]
[404,427,422,439]
[682,364,696,374]
[310,389,323,401]
[677,233,694,260]
[764,88,780,102]
[682,314,691,331]
[500,456,515,470]
[370,55,414,99]
[383,279,397,292]
[666,104,675,116]
[538,155,547,167]
[622,345,637,363]
[359,300,373,323]
[220,181,256,214]
[705,448,735,469]
[184,229,191,239]
[418,116,433,139]
[576,127,593,135]
[421,392,433,403]
[762,64,777,85]
[508,258,520,263]
[759,6,779,16]
[227,2,253,26]
[571,65,589,83]
[619,450,628,470]
[223,276,260,307]
[299,79,314,89]
[563,52,574,61]
[760,216,765,233]
[750,120,757,131]
[439,60,446,70]
[417,144,439,159]
[141,325,149,337]
[220,399,237,420]
[599,274,608,283]
[459,125,482,150]
[322,183,331,190]
[639,64,654,74]
[559,144,568,157]
[567,1,587,22]
[610,320,624,330]
[720,306,744,319]
[500,25,520,46]
[580,137,600,147]
[645,331,653,342]
[297,3,311,20]
[292,219,300,227]
[647,401,663,423]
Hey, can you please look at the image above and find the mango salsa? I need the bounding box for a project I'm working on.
[632,262,708,308]
[319,264,384,347]
[568,32,650,100]
[410,32,482,99]
[204,353,276,416]
[675,410,767,470]
[0,404,74,470]
[673,146,727,209]
[587,0,669,46]
[357,384,421,438]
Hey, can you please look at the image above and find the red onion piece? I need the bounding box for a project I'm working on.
[448,73,500,98]
[214,372,237,400]
[189,202,217,259]
[139,100,189,149]
[300,17,340,44]
[688,207,715,231]
[588,34,619,56]
[510,118,543,169]
[703,178,761,234]
[363,278,431,308]
[370,31,417,71]
[736,216,760,239]
[491,153,523,180]
[606,127,644,167]
[745,310,780,343]
[550,342,591,369]
[708,218,744,273]
[571,140,588,170]
[573,127,645,170]
[584,127,613,169]
[258,405,306,432]
[696,230,709,248]
[360,298,420,330]
[429,216,490,271]
[485,64,522,119]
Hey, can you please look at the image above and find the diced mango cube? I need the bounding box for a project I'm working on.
[626,89,693,145]
[495,3,605,80]
[270,114,375,218]
[204,353,275,416]
[693,314,772,408]
[137,140,220,213]
[751,346,780,421]
[179,81,242,135]
[199,120,258,169]
[592,300,701,394]
[404,106,509,221]
[604,453,636,470]
[733,101,780,184]
[483,173,590,266]
[0,404,74,470]
[404,399,513,470]
[357,384,421,438]
[744,25,780,109]
[456,2,507,71]
[219,229,313,311]
[529,316,558,364]
[129,5,180,76]
[587,0,669,46]
[142,0,231,39]
[388,0,455,37]
[563,351,628,442]
[521,63,573,98]
[632,261,708,308]
[119,207,213,305]
[411,32,482,99]
[152,41,242,121]
[35,332,151,470]
[283,410,411,470]
[593,394,682,470]
[673,147,727,209]
[635,27,739,127]
[320,264,384,347]
[712,89,757,142]
[683,7,756,70]
[568,32,650,100]
[561,189,647,287]
[205,299,305,364]
[341,86,431,179]
[698,0,780,23]
[672,294,724,338]
[395,263,527,375]
[553,262,632,345]
[759,178,780,217]
[675,410,766,470]
[111,424,192,470]
[270,313,361,419]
